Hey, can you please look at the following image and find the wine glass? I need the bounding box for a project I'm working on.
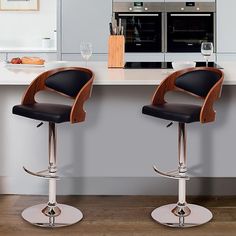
[80,42,92,67]
[201,42,213,67]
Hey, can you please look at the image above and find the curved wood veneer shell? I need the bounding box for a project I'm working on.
[151,67,224,124]
[21,67,94,124]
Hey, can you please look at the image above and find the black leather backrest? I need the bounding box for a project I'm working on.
[45,70,92,97]
[175,70,221,97]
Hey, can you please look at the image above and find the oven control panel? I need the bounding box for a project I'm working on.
[186,2,195,7]
[113,2,165,13]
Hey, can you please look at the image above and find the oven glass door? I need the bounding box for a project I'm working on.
[167,13,214,52]
[117,13,162,52]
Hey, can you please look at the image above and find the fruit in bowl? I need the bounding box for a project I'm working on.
[172,61,196,71]
[10,57,22,64]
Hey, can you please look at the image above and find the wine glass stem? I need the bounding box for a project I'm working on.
[206,59,208,67]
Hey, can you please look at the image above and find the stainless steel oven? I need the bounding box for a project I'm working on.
[166,2,216,53]
[113,2,164,53]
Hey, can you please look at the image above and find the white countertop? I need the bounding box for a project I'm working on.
[0,61,235,86]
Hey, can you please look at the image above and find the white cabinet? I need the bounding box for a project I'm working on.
[0,53,6,61]
[61,0,112,54]
[217,0,236,53]
[125,53,164,62]
[217,54,236,62]
[165,0,214,2]
[62,53,108,61]
[165,53,216,62]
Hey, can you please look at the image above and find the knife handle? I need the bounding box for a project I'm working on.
[118,18,122,35]
[121,26,124,35]
[109,22,113,35]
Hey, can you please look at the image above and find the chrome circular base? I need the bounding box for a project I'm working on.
[22,204,83,228]
[151,204,212,228]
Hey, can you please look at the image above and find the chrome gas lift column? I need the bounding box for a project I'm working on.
[151,123,212,228]
[22,122,83,228]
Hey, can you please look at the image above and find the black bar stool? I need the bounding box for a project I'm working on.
[12,67,94,227]
[142,67,224,227]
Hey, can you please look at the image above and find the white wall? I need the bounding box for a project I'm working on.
[0,0,57,48]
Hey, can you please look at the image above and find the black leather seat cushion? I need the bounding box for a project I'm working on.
[175,70,221,98]
[142,103,201,123]
[12,103,72,123]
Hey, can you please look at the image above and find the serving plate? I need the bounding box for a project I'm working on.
[4,62,45,68]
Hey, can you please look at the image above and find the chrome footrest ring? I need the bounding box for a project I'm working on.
[153,165,190,180]
[23,166,60,180]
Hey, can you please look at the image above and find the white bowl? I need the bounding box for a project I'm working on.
[172,61,196,71]
[45,61,68,70]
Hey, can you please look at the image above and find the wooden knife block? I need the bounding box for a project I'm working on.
[108,35,125,68]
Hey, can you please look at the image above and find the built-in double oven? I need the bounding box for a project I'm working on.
[113,2,216,53]
[166,2,216,52]
[113,2,164,52]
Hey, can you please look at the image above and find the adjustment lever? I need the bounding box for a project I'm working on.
[166,122,173,128]
[37,122,44,128]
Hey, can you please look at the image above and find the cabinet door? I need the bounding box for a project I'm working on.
[217,0,236,53]
[61,0,112,54]
[0,53,6,61]
[165,0,214,2]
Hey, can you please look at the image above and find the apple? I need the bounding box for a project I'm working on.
[10,58,22,64]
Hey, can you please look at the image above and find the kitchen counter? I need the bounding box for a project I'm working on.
[0,61,235,86]
[0,60,236,196]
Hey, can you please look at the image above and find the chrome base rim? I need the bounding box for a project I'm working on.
[22,203,83,228]
[151,204,212,228]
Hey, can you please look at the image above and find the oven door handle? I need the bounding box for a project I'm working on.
[118,13,159,17]
[170,14,211,17]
